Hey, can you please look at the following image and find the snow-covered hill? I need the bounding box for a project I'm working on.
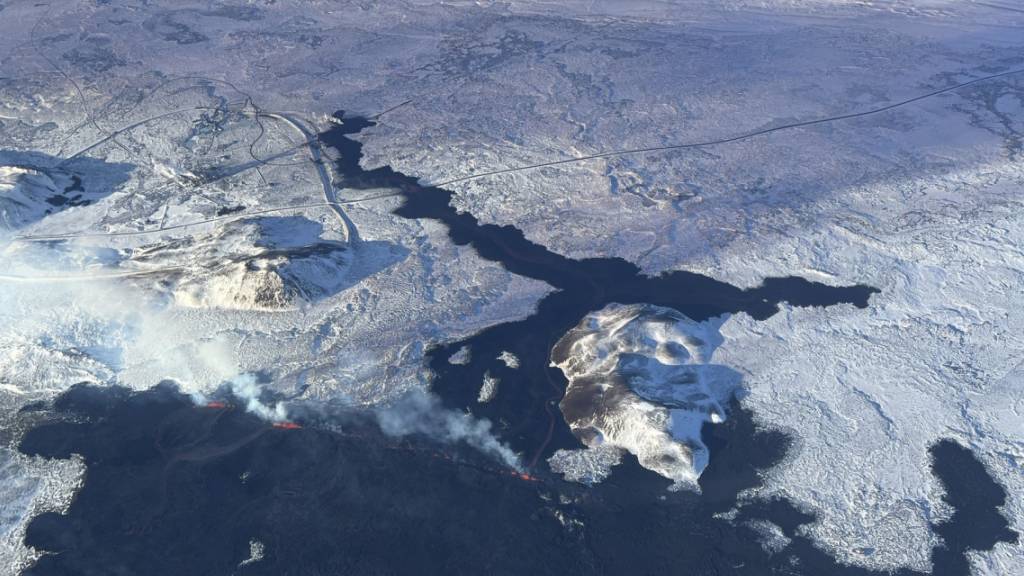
[551,303,737,488]
[125,216,352,310]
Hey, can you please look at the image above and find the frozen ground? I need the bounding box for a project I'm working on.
[706,169,1024,572]
[0,400,84,573]
[0,0,1022,573]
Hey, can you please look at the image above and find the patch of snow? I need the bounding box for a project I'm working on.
[548,444,623,485]
[746,519,792,555]
[239,539,265,567]
[497,350,519,369]
[477,371,499,403]
[448,345,471,366]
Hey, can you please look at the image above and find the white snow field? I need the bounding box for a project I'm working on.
[0,0,1022,573]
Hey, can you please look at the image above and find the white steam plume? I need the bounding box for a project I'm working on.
[375,390,522,471]
[1,236,514,468]
[0,237,247,397]
[0,234,289,416]
[227,373,288,422]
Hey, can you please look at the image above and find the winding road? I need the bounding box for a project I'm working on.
[261,111,360,245]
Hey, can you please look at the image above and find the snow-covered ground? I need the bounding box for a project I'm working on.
[1,0,1022,573]
[551,303,737,489]
[0,444,84,573]
[706,169,1024,572]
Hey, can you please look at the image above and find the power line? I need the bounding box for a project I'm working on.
[435,67,1024,187]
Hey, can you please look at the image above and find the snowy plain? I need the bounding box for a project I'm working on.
[0,0,1022,573]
